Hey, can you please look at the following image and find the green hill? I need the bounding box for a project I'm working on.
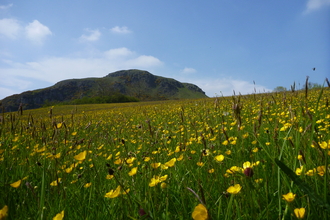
[0,69,207,112]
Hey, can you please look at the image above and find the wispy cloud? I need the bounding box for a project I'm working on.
[0,18,21,39]
[25,20,52,44]
[110,26,132,34]
[188,78,271,97]
[181,67,196,74]
[0,3,13,10]
[304,0,330,14]
[79,29,101,42]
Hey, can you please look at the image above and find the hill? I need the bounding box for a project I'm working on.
[0,69,207,112]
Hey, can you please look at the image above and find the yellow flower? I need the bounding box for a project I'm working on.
[104,185,121,198]
[84,182,92,188]
[208,169,214,173]
[164,158,176,167]
[252,147,259,153]
[297,155,303,160]
[151,162,161,169]
[225,150,231,155]
[53,210,64,220]
[74,151,87,161]
[0,205,8,219]
[106,174,114,180]
[197,162,204,167]
[294,208,306,219]
[56,122,63,129]
[149,177,160,187]
[317,166,325,176]
[282,192,296,202]
[227,184,242,194]
[177,154,184,161]
[214,154,224,162]
[126,157,136,164]
[10,179,22,188]
[295,167,303,176]
[50,178,62,186]
[305,169,315,176]
[319,141,328,149]
[192,204,208,220]
[128,167,138,176]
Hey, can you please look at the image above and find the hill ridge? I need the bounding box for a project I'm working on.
[0,69,207,112]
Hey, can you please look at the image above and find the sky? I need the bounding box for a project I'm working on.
[0,0,329,100]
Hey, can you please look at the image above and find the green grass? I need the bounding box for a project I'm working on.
[0,87,329,219]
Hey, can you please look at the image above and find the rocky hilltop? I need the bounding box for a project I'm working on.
[1,69,207,111]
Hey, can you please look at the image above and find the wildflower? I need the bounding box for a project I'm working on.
[252,147,258,153]
[74,151,87,161]
[197,162,204,167]
[225,150,231,155]
[192,204,208,220]
[214,154,224,162]
[226,166,242,174]
[282,192,296,202]
[151,162,161,169]
[104,185,121,198]
[71,131,77,136]
[126,157,136,164]
[10,179,22,188]
[0,205,8,219]
[227,184,242,194]
[208,169,214,173]
[149,177,160,187]
[317,166,325,176]
[106,174,114,179]
[305,169,315,176]
[164,158,176,167]
[50,178,62,186]
[295,166,304,175]
[128,167,138,176]
[294,208,306,219]
[53,210,64,220]
[56,123,63,129]
[297,155,303,160]
[177,154,184,161]
[84,183,92,188]
[319,141,328,149]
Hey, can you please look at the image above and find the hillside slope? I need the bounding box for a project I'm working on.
[1,69,207,111]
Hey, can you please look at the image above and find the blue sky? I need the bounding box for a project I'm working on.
[0,0,329,100]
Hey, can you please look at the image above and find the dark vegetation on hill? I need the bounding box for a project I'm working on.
[0,69,207,112]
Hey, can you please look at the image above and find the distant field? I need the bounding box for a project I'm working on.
[1,88,329,219]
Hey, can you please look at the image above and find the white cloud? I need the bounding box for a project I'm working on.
[181,67,196,74]
[126,55,163,67]
[0,3,13,10]
[110,26,132,34]
[188,78,271,97]
[304,0,330,14]
[79,29,101,42]
[25,20,52,44]
[104,47,134,59]
[0,47,164,99]
[0,18,21,39]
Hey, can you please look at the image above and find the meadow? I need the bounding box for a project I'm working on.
[0,87,329,219]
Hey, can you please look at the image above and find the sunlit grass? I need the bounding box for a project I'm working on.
[0,87,329,219]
